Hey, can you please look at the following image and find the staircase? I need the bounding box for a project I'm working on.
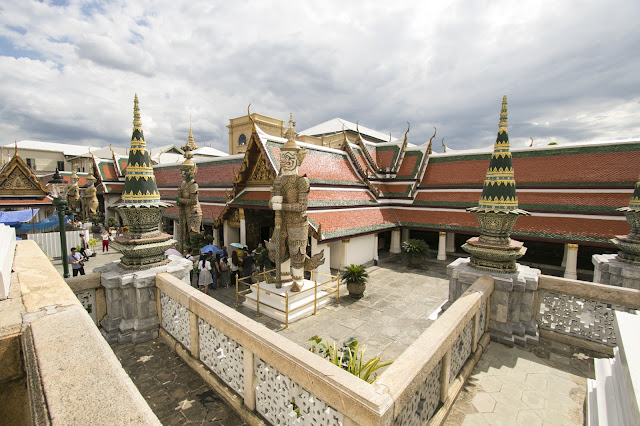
[587,311,640,425]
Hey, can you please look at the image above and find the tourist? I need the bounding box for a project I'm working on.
[68,247,85,276]
[219,256,230,288]
[222,246,228,258]
[242,248,254,279]
[198,254,213,294]
[186,249,198,288]
[211,253,221,291]
[79,233,90,260]
[230,251,240,287]
[101,229,109,252]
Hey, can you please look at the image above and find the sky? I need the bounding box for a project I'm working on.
[0,0,639,153]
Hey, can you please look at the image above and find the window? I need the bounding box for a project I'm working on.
[57,161,65,171]
[238,134,247,146]
[26,158,36,169]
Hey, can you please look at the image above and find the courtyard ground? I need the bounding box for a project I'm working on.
[53,250,592,425]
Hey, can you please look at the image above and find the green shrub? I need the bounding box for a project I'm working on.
[341,264,369,285]
[308,336,393,383]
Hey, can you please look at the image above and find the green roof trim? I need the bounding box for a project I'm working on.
[308,200,379,207]
[309,179,367,186]
[320,222,397,239]
[399,221,614,245]
[429,142,640,164]
[412,199,625,213]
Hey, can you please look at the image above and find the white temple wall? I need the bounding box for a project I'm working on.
[346,234,376,266]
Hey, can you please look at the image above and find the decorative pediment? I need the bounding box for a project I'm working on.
[247,154,274,185]
[227,208,240,227]
[0,153,48,196]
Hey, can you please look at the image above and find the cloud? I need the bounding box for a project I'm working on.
[0,0,639,154]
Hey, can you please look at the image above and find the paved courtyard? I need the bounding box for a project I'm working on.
[112,338,247,425]
[210,256,450,364]
[444,340,593,426]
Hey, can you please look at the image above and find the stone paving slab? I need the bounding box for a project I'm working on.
[444,341,591,426]
[112,339,247,426]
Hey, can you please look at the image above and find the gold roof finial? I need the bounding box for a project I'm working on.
[403,122,410,144]
[14,140,18,156]
[282,112,298,150]
[529,137,534,147]
[442,138,447,153]
[499,95,508,133]
[247,104,257,132]
[184,117,198,151]
[133,93,142,129]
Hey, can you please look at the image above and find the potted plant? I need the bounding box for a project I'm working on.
[402,238,430,266]
[89,215,104,233]
[342,264,368,299]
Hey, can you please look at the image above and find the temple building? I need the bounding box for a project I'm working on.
[156,109,640,279]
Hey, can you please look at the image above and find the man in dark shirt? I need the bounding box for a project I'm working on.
[68,247,85,276]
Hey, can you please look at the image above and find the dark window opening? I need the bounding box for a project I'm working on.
[238,134,247,146]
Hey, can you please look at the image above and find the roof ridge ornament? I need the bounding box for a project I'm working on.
[247,104,257,132]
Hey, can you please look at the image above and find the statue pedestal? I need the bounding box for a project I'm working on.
[242,280,332,323]
[97,255,192,344]
[593,254,640,289]
[447,257,540,346]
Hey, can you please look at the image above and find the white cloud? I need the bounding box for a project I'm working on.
[0,0,639,153]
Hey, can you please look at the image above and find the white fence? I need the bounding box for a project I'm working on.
[0,224,17,299]
[28,230,87,259]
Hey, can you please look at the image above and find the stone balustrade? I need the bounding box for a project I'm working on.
[1,240,159,425]
[156,272,494,425]
[536,274,640,355]
[65,272,105,325]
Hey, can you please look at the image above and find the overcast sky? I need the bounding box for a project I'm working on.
[1,0,639,153]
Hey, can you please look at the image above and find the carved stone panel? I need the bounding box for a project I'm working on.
[254,357,343,425]
[394,359,442,426]
[160,291,190,350]
[198,318,244,396]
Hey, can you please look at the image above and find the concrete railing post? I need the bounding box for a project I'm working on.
[564,243,578,279]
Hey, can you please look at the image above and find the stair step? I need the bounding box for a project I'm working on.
[594,358,621,425]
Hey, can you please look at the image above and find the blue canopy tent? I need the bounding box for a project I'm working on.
[0,209,39,226]
[0,209,72,231]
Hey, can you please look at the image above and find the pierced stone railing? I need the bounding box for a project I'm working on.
[536,275,640,352]
[156,272,493,425]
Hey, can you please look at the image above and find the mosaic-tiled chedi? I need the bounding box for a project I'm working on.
[462,95,530,273]
[111,94,175,269]
[613,174,640,264]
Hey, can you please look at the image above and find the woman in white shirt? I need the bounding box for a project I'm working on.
[198,254,213,294]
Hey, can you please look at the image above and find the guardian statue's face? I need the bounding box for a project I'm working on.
[181,169,194,182]
[281,151,297,172]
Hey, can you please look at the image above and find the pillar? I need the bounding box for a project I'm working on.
[239,208,246,246]
[172,220,178,241]
[401,228,410,244]
[446,232,455,253]
[390,230,401,254]
[213,227,220,247]
[342,239,350,269]
[561,243,568,267]
[223,220,230,250]
[564,243,578,279]
[437,232,447,261]
[373,233,379,264]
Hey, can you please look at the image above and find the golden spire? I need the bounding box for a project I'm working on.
[282,112,299,150]
[133,93,142,129]
[184,118,198,151]
[499,95,508,133]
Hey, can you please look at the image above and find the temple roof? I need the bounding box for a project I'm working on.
[299,118,397,143]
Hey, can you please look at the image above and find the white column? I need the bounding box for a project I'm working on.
[373,233,379,264]
[561,243,568,267]
[437,232,447,261]
[239,208,246,246]
[446,232,455,253]
[223,220,230,249]
[342,239,350,268]
[401,228,410,244]
[172,220,178,239]
[564,244,578,279]
[213,227,220,247]
[390,230,401,254]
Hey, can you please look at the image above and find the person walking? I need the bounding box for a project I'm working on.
[198,254,213,294]
[230,251,240,288]
[101,229,109,252]
[68,247,85,276]
[210,253,221,291]
[219,256,230,288]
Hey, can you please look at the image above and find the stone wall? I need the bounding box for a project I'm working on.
[3,240,161,425]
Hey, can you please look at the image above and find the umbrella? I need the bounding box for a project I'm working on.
[200,245,223,254]
[165,248,182,256]
[230,242,245,249]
